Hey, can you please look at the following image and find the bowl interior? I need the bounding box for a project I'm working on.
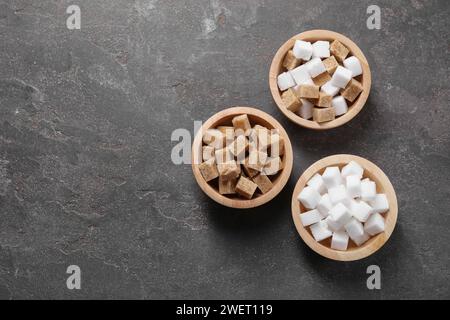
[270,30,371,130]
[192,107,293,209]
[291,154,397,260]
[198,113,286,201]
[298,162,386,251]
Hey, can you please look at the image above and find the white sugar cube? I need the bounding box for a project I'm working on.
[325,216,341,232]
[306,57,326,78]
[327,203,352,231]
[369,194,389,214]
[352,231,370,246]
[300,209,322,227]
[307,173,326,195]
[317,193,333,218]
[290,65,313,85]
[341,161,364,179]
[321,80,340,97]
[343,56,363,77]
[331,66,352,88]
[293,40,313,61]
[349,200,373,223]
[312,40,330,58]
[328,185,349,206]
[331,231,349,251]
[277,72,295,91]
[364,212,385,236]
[361,180,376,201]
[346,175,361,198]
[310,220,332,242]
[322,166,342,189]
[325,215,343,232]
[345,218,365,241]
[348,199,359,212]
[332,96,348,116]
[297,186,322,209]
[297,99,314,119]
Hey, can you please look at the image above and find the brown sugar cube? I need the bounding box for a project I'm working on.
[247,150,268,172]
[313,72,332,87]
[253,125,271,151]
[271,128,280,135]
[202,145,215,161]
[269,133,285,157]
[330,40,349,62]
[298,84,320,99]
[229,135,248,159]
[242,157,259,178]
[263,156,283,176]
[292,85,301,97]
[232,114,251,136]
[217,125,234,135]
[282,50,301,70]
[198,158,219,182]
[202,129,225,149]
[252,174,273,194]
[239,164,247,177]
[247,128,259,152]
[323,56,339,74]
[253,124,270,135]
[217,126,235,145]
[314,92,333,108]
[217,160,240,180]
[281,88,302,113]
[215,147,233,164]
[235,176,258,199]
[218,176,237,195]
[341,78,363,102]
[313,107,335,123]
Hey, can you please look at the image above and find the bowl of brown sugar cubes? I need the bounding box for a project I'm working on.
[291,154,398,261]
[192,107,293,209]
[269,30,371,130]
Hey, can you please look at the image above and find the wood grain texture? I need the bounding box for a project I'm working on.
[269,30,372,130]
[291,154,398,261]
[192,106,293,209]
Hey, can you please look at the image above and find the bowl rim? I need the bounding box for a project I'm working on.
[269,29,372,130]
[291,154,398,261]
[192,106,293,209]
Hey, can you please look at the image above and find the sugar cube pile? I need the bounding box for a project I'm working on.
[297,161,389,250]
[199,114,285,200]
[278,39,364,124]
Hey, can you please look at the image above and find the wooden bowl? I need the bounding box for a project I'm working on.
[192,106,293,209]
[291,154,397,261]
[269,30,371,130]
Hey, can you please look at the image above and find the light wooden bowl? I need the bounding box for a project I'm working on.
[291,154,397,261]
[192,106,293,209]
[269,30,371,130]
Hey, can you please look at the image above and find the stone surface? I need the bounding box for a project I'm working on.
[0,0,449,299]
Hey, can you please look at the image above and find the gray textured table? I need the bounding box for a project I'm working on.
[0,0,449,299]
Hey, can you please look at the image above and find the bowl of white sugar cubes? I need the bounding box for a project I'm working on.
[291,155,397,261]
[192,107,293,209]
[269,30,371,130]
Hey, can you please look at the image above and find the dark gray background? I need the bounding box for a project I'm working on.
[0,0,449,299]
